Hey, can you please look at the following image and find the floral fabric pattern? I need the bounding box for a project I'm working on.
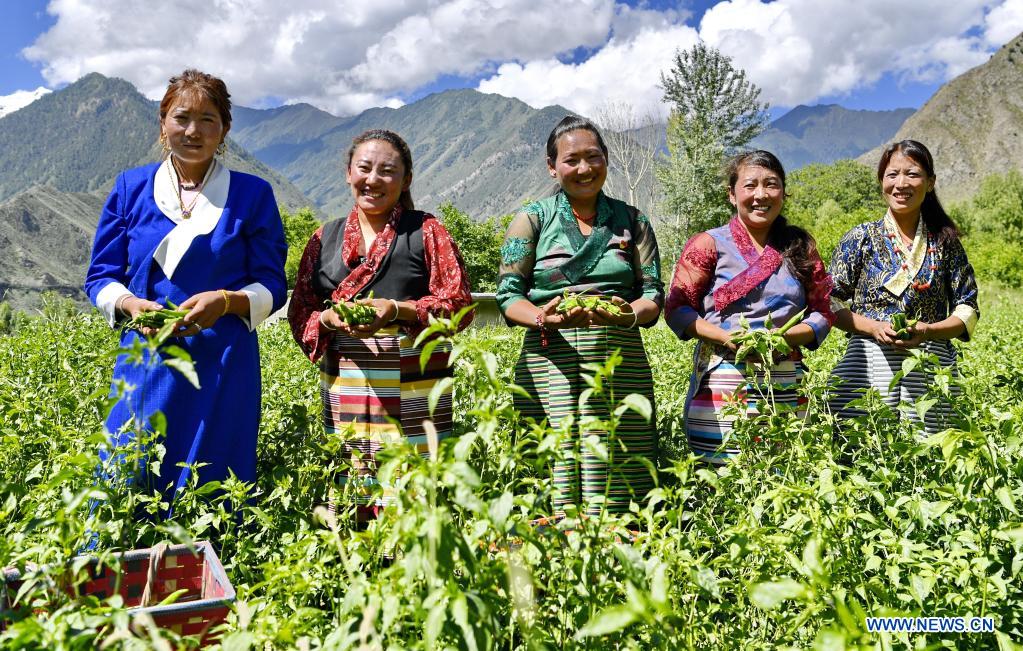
[829,217,979,338]
[500,237,532,265]
[289,206,474,362]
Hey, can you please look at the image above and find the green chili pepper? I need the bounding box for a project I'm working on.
[890,313,918,340]
[555,290,621,315]
[326,291,378,325]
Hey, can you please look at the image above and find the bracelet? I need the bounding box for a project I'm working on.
[115,294,132,317]
[535,312,548,347]
[319,310,339,331]
[389,299,401,323]
[219,289,231,317]
[627,310,639,329]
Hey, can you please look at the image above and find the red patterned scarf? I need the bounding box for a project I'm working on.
[330,205,402,302]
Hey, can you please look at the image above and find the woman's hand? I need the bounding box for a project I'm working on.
[865,318,899,346]
[173,291,229,337]
[588,296,638,328]
[319,308,347,334]
[893,320,931,349]
[347,298,400,339]
[538,296,589,330]
[121,296,166,338]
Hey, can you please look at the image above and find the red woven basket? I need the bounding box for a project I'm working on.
[2,541,235,643]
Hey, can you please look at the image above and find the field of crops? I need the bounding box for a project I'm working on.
[1,287,1022,649]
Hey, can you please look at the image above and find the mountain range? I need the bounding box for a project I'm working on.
[752,104,914,170]
[859,32,1023,201]
[2,29,1021,309]
[230,89,568,219]
[0,73,313,210]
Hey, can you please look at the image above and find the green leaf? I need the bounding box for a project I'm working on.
[162,353,200,389]
[615,393,652,422]
[428,376,454,416]
[575,604,639,638]
[451,593,478,651]
[915,397,938,421]
[802,536,823,579]
[996,486,1018,515]
[489,491,514,531]
[750,579,807,609]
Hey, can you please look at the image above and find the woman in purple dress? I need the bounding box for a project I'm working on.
[664,150,834,464]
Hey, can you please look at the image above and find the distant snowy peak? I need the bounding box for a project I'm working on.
[0,87,52,119]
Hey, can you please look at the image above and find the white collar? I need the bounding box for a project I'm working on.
[152,157,231,279]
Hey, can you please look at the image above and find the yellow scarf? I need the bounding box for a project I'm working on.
[882,210,926,297]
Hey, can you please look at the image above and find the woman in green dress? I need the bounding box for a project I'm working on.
[496,116,663,517]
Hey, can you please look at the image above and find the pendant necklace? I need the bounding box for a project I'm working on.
[887,230,938,292]
[168,156,216,219]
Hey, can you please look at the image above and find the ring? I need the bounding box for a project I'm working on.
[193,323,203,332]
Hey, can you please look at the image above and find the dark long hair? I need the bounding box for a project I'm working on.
[727,150,820,288]
[877,139,959,247]
[345,129,415,211]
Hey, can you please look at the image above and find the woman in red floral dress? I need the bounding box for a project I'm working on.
[664,150,834,464]
[288,129,473,520]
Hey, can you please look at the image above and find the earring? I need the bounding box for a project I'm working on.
[159,132,169,155]
[217,141,227,156]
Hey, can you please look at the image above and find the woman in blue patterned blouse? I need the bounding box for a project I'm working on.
[828,140,979,433]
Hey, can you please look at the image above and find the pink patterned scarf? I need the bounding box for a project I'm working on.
[713,216,783,312]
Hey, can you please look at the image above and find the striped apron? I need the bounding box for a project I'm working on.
[684,342,807,465]
[828,334,960,434]
[320,326,452,519]
[514,326,658,516]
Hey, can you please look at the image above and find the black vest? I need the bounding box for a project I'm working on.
[313,210,430,302]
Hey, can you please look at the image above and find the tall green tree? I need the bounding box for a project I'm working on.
[280,206,321,288]
[437,202,509,293]
[656,43,770,268]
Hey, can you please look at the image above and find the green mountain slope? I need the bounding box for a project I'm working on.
[230,89,570,218]
[858,32,1023,201]
[0,186,105,309]
[0,73,315,211]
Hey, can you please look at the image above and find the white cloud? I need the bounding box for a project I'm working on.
[23,0,617,116]
[19,0,1023,120]
[984,0,1023,46]
[0,87,51,119]
[698,0,992,106]
[478,23,699,119]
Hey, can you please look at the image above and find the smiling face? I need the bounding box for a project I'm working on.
[729,164,784,234]
[346,139,410,219]
[548,129,608,204]
[160,91,228,173]
[881,150,934,218]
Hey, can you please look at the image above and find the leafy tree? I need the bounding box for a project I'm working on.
[951,169,1023,238]
[952,170,1023,288]
[785,160,885,224]
[785,160,885,262]
[436,202,509,293]
[656,43,770,268]
[280,206,321,289]
[594,101,660,217]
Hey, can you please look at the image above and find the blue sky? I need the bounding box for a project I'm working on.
[2,1,1019,119]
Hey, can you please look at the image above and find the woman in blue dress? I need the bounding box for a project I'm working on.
[84,69,288,499]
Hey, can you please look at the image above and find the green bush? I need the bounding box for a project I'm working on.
[280,206,322,289]
[437,201,510,292]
